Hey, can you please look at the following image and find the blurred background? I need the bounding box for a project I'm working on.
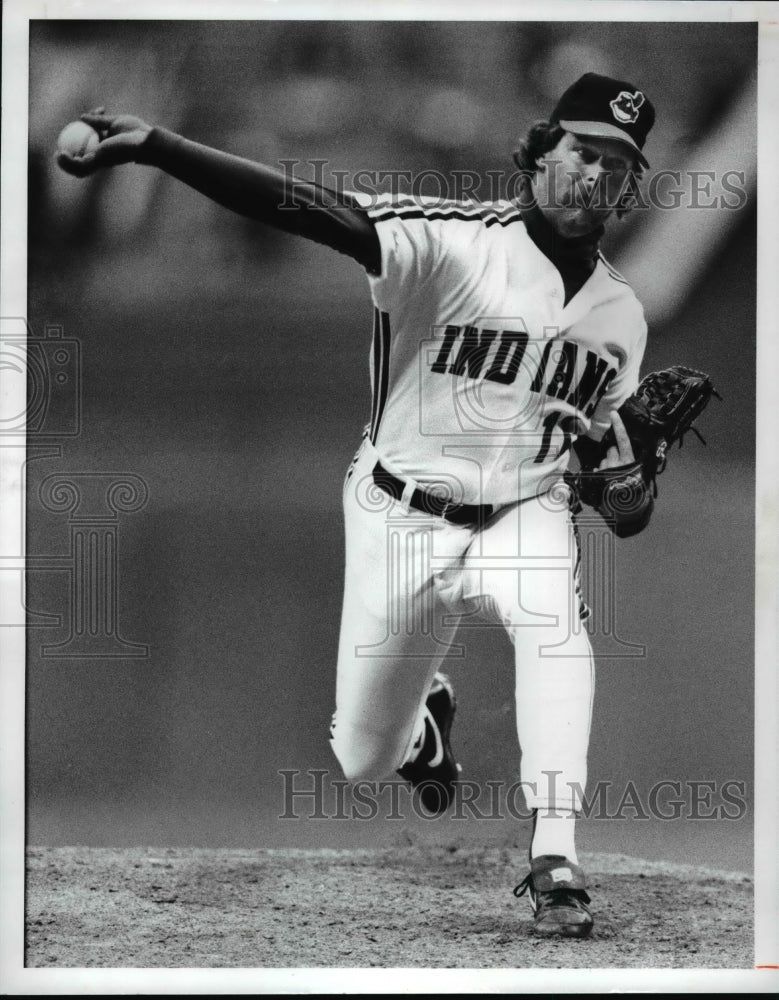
[26,20,756,870]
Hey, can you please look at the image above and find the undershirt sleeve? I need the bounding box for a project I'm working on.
[138,127,382,273]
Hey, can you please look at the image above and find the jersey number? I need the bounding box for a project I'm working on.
[534,412,574,464]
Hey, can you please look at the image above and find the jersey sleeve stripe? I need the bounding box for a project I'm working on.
[369,202,522,228]
[369,309,392,444]
[369,308,380,439]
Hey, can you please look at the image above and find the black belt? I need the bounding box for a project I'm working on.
[372,461,494,526]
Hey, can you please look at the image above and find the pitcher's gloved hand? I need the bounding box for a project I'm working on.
[573,366,721,537]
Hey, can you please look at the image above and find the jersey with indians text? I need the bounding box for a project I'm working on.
[358,194,647,507]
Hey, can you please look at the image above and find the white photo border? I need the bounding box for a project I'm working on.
[2,0,776,994]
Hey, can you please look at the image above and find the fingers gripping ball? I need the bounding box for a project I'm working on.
[57,121,100,158]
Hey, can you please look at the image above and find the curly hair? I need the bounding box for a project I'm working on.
[512,120,567,175]
[512,119,643,219]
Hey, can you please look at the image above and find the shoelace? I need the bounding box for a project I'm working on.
[513,873,591,907]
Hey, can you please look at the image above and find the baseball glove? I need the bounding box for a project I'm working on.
[574,365,721,536]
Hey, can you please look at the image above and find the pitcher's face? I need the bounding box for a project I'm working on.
[533,131,637,238]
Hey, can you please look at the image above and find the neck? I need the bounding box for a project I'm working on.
[518,187,603,304]
[519,189,603,262]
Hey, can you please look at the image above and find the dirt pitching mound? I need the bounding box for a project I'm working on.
[26,845,752,969]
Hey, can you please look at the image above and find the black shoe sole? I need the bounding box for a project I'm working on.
[533,914,594,939]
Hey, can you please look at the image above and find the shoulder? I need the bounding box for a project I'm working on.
[569,253,647,367]
[592,253,646,325]
[595,252,642,302]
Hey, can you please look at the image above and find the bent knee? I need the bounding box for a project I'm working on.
[329,722,406,784]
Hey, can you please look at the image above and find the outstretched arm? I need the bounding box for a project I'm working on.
[56,111,381,273]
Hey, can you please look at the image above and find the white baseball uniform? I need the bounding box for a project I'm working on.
[329,194,647,811]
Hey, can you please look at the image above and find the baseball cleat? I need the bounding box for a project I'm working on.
[397,673,459,816]
[514,855,594,939]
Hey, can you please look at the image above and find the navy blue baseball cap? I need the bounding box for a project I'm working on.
[550,73,655,168]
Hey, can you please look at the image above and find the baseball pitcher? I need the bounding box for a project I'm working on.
[58,73,716,938]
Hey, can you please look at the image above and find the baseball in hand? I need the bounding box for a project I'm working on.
[57,120,100,158]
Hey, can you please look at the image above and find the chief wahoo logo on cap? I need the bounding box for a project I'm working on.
[610,90,646,125]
